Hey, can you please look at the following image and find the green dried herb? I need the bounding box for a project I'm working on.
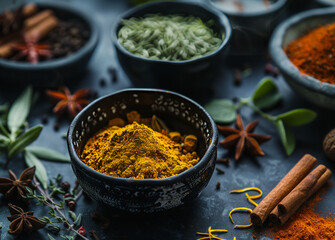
[118,14,223,61]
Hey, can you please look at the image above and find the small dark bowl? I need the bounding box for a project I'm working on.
[67,89,218,213]
[316,0,335,7]
[270,8,335,109]
[207,0,287,55]
[111,2,231,96]
[0,2,99,88]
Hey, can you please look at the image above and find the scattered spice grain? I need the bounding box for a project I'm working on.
[216,182,221,190]
[216,157,231,166]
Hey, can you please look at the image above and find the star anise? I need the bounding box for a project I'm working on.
[46,86,90,119]
[218,115,271,160]
[7,203,46,236]
[0,167,36,202]
[13,34,52,63]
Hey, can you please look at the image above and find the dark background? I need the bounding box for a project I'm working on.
[0,0,334,239]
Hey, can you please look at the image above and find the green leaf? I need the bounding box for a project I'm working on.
[252,77,282,109]
[73,213,82,229]
[204,99,236,124]
[0,134,9,147]
[276,109,317,126]
[25,146,70,163]
[8,125,42,158]
[69,210,77,222]
[7,86,33,134]
[0,122,10,138]
[275,120,296,156]
[48,234,56,240]
[24,151,48,189]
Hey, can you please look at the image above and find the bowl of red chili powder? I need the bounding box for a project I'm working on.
[67,88,218,212]
[269,8,335,109]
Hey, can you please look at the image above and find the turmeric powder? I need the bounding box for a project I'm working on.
[80,121,200,179]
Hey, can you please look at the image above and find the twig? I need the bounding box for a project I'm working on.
[33,177,89,240]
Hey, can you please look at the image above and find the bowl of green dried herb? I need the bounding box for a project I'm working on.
[111,1,231,96]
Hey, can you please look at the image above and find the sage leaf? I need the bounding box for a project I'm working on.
[0,122,10,138]
[252,78,282,109]
[275,120,296,156]
[0,134,9,147]
[276,109,317,126]
[69,210,77,221]
[25,146,70,163]
[7,86,33,134]
[24,150,48,189]
[8,125,42,158]
[204,99,236,124]
[73,213,82,229]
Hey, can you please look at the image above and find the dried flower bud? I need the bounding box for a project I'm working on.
[68,200,76,211]
[61,181,70,192]
[78,226,86,236]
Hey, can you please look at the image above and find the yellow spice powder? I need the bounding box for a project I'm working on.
[80,122,200,179]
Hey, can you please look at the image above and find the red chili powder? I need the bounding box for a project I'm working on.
[285,23,335,84]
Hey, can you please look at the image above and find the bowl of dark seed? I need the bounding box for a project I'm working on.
[67,88,218,212]
[0,2,98,87]
[111,1,231,96]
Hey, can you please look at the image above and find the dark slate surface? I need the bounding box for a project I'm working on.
[0,0,334,240]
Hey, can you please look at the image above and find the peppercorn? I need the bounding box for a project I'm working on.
[78,226,86,236]
[216,182,221,190]
[61,182,70,192]
[64,222,69,227]
[265,63,273,74]
[68,200,76,211]
[273,67,280,77]
[99,78,106,87]
[41,114,48,124]
[53,122,60,131]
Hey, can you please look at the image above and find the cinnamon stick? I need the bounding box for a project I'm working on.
[24,10,54,29]
[22,4,38,17]
[269,168,332,225]
[25,15,59,40]
[0,15,59,58]
[250,154,317,226]
[277,164,327,214]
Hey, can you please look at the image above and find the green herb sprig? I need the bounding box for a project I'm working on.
[23,176,88,240]
[0,86,70,188]
[118,14,223,61]
[205,78,317,156]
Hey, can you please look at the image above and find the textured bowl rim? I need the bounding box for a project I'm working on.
[67,88,219,186]
[111,1,231,65]
[269,7,335,97]
[0,1,99,70]
[206,0,287,17]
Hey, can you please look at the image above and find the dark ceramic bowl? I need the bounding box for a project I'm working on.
[316,0,335,7]
[67,89,218,212]
[207,0,287,55]
[270,8,335,109]
[111,1,231,95]
[0,2,99,87]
